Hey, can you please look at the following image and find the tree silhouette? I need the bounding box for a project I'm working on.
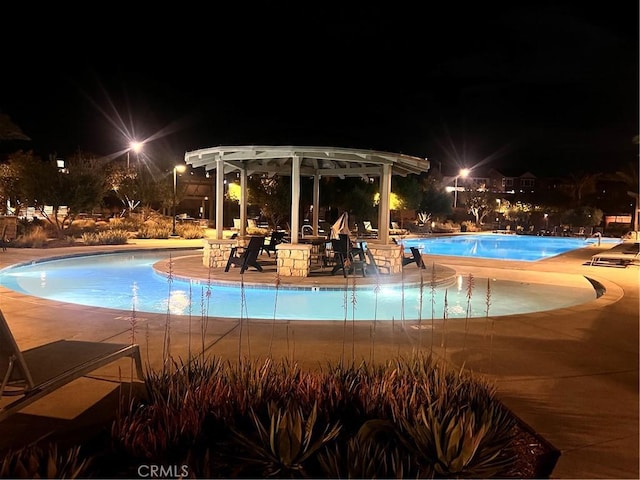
[615,161,639,231]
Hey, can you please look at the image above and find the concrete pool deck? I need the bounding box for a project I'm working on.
[0,235,638,478]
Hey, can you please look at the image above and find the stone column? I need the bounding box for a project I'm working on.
[367,243,403,274]
[276,243,312,277]
[203,239,236,268]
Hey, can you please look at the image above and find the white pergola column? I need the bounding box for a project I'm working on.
[378,164,392,244]
[312,174,320,235]
[215,155,225,240]
[290,155,301,244]
[239,168,247,237]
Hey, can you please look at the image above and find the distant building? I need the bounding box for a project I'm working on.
[443,168,537,194]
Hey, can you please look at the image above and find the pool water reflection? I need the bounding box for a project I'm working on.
[401,234,619,261]
[0,249,598,321]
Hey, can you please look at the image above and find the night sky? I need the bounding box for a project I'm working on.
[1,2,638,177]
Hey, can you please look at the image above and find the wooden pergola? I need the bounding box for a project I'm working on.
[183,145,430,244]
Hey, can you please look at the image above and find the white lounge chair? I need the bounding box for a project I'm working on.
[1,309,144,421]
[359,221,378,238]
[590,242,640,267]
[390,221,408,235]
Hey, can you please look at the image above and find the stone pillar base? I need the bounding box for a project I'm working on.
[367,243,403,274]
[203,239,236,268]
[276,243,312,277]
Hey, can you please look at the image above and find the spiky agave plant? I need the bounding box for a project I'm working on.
[0,443,91,479]
[318,419,416,479]
[228,401,342,478]
[398,399,516,478]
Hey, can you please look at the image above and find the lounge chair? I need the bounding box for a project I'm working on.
[0,308,144,422]
[358,221,378,238]
[225,235,265,273]
[390,221,408,235]
[589,242,640,268]
[261,231,286,257]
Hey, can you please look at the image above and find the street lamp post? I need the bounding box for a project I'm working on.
[453,168,470,208]
[127,141,142,169]
[172,164,187,237]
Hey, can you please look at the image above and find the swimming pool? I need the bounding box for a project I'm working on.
[0,249,598,321]
[401,234,619,261]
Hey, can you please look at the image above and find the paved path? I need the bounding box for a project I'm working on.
[0,237,638,478]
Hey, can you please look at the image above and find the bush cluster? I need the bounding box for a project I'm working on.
[176,223,206,239]
[11,212,208,247]
[81,229,130,245]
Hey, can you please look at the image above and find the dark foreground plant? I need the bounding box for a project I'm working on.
[0,443,90,479]
[1,355,555,478]
[228,401,341,478]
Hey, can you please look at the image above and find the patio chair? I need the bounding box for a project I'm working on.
[400,245,426,269]
[0,308,144,422]
[0,225,8,252]
[225,235,265,273]
[330,234,366,277]
[261,231,286,257]
[364,248,381,276]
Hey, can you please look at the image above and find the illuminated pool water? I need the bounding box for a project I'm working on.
[401,234,619,261]
[0,249,598,320]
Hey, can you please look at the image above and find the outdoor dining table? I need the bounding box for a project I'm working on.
[299,236,330,267]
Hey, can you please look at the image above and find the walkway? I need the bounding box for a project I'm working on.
[0,236,638,479]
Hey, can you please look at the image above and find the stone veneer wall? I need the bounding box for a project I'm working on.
[203,239,236,268]
[202,238,405,276]
[367,243,404,274]
[276,243,312,277]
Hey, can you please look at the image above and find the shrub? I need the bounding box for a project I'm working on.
[108,217,141,232]
[16,217,44,237]
[176,223,206,239]
[13,226,48,248]
[97,229,130,245]
[71,218,97,233]
[61,235,77,246]
[81,232,101,246]
[136,224,172,239]
[461,220,481,232]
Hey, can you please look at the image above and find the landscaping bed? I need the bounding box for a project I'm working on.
[0,355,559,478]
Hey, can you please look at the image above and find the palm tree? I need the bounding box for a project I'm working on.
[565,171,602,206]
[615,161,639,232]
